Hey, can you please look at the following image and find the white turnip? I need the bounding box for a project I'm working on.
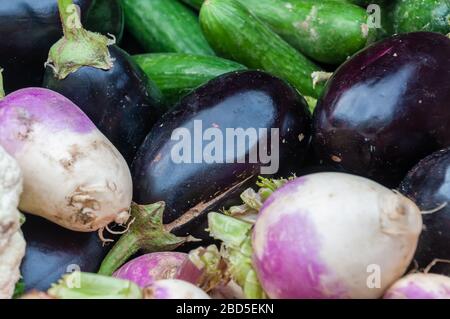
[143,279,210,299]
[0,86,132,232]
[0,144,26,299]
[113,252,189,288]
[383,273,450,299]
[252,172,423,299]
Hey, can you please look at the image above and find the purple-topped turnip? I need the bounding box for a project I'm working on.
[143,279,210,299]
[113,252,189,288]
[252,173,422,298]
[0,69,132,232]
[383,273,450,299]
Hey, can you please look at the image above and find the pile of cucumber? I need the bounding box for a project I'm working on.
[122,0,449,106]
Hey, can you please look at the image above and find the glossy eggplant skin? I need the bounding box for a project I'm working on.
[43,45,162,164]
[0,0,122,93]
[21,215,110,291]
[400,148,450,275]
[132,70,311,236]
[313,32,450,186]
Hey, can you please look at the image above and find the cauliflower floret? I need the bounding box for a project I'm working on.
[0,145,26,299]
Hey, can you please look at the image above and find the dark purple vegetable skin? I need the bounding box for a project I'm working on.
[0,0,122,93]
[131,70,311,238]
[400,148,450,276]
[43,45,162,164]
[313,32,450,187]
[20,215,110,291]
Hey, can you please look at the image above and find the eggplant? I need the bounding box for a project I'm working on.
[0,0,123,93]
[43,0,162,164]
[132,70,311,228]
[313,32,450,186]
[21,215,110,291]
[97,70,312,275]
[400,148,450,276]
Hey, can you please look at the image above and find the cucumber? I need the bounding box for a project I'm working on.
[240,0,373,65]
[133,53,246,106]
[391,0,450,35]
[184,0,371,64]
[180,0,204,10]
[120,0,214,55]
[86,0,124,42]
[200,0,324,98]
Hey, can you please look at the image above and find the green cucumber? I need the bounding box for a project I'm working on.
[120,0,214,55]
[391,0,450,35]
[134,53,246,106]
[182,0,372,64]
[180,0,204,10]
[241,0,373,65]
[200,0,324,98]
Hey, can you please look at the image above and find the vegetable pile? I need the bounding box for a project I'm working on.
[1,0,450,300]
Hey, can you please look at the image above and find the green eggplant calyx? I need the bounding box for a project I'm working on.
[0,68,5,99]
[98,202,197,276]
[48,272,143,299]
[47,0,114,80]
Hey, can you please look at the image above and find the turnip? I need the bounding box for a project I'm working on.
[383,273,450,299]
[0,144,26,299]
[113,252,190,288]
[252,172,423,299]
[143,279,210,299]
[0,70,132,232]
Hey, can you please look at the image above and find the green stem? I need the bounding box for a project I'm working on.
[97,232,140,276]
[208,213,253,247]
[0,68,5,99]
[57,0,84,40]
[48,0,114,79]
[98,202,195,275]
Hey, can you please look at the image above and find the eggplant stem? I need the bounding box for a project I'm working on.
[57,0,84,40]
[0,68,5,99]
[98,202,193,276]
[98,231,141,276]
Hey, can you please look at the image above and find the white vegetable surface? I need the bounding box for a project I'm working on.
[0,88,133,232]
[0,145,26,299]
[253,173,423,299]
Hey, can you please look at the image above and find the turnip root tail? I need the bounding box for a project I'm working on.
[0,68,4,99]
[424,259,450,274]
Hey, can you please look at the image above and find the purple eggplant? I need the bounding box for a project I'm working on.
[0,0,123,93]
[132,70,311,229]
[400,148,450,275]
[43,0,162,164]
[21,215,111,291]
[98,70,311,275]
[313,32,450,186]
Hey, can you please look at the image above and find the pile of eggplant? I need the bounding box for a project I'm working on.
[1,0,450,300]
